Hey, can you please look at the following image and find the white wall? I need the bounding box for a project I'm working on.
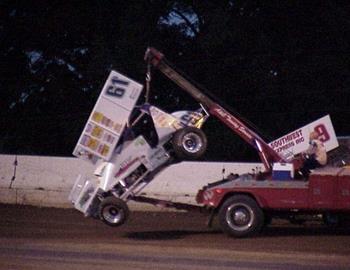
[0,155,94,208]
[0,154,261,209]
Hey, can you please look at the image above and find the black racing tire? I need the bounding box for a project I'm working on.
[99,196,129,227]
[172,127,207,160]
[218,195,264,238]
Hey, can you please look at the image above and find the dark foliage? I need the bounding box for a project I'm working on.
[1,0,349,161]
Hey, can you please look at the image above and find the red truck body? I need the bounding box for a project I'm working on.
[197,167,350,211]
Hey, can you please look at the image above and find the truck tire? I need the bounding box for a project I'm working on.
[218,195,264,238]
[172,127,207,160]
[99,196,129,227]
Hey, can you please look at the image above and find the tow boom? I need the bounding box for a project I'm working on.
[145,47,286,172]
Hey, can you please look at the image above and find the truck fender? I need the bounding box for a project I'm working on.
[217,192,265,210]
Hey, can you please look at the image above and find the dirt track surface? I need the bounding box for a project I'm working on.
[0,204,350,270]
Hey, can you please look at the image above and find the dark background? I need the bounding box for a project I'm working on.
[1,0,349,161]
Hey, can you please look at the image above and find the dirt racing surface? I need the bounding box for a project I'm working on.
[0,204,350,270]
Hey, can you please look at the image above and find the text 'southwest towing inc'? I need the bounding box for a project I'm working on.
[69,47,349,238]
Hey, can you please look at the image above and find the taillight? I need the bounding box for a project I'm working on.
[215,188,224,194]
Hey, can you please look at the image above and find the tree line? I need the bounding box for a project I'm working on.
[1,0,349,161]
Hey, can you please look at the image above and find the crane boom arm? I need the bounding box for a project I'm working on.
[144,47,286,171]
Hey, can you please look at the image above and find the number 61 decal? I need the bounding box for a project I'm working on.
[105,76,129,98]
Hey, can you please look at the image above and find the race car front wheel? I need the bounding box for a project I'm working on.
[99,196,129,227]
[172,127,207,160]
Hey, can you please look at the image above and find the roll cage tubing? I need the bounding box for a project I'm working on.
[144,47,286,172]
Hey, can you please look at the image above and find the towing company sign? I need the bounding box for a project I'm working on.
[269,115,339,160]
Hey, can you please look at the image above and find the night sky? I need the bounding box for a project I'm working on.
[1,1,349,161]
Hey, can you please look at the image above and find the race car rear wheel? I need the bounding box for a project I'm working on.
[99,196,129,227]
[172,127,207,160]
[218,195,264,238]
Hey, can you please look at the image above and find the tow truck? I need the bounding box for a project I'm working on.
[70,47,349,238]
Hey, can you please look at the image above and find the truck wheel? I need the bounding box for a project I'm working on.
[172,127,207,160]
[218,195,264,238]
[99,196,129,227]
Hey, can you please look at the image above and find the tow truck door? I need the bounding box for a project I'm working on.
[309,172,337,209]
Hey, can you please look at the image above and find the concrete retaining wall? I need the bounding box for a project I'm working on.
[0,154,262,209]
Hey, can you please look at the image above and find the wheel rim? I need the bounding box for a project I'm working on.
[182,132,203,153]
[226,203,254,232]
[102,205,124,224]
